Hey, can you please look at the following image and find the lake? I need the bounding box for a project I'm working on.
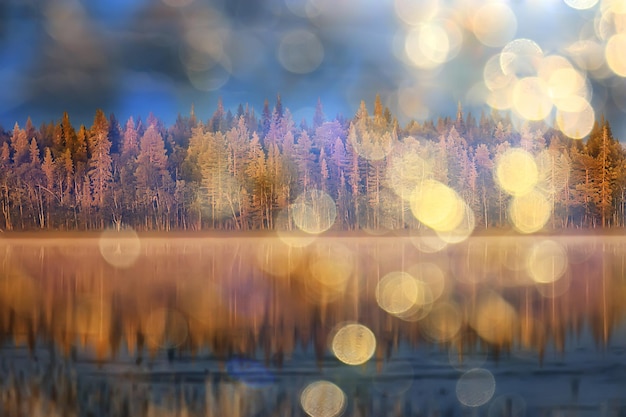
[1,232,625,416]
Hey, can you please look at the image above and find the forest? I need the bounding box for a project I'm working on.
[0,95,623,232]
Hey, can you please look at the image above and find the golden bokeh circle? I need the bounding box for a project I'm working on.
[331,323,376,365]
[472,3,517,48]
[495,148,538,197]
[291,189,337,234]
[375,271,433,320]
[527,240,568,284]
[556,99,595,139]
[376,271,420,316]
[99,227,142,269]
[500,38,543,77]
[471,291,518,345]
[564,0,599,10]
[410,179,464,232]
[484,53,517,92]
[305,242,354,303]
[605,33,626,77]
[508,190,551,234]
[435,200,476,244]
[512,76,553,121]
[456,368,496,407]
[300,380,346,417]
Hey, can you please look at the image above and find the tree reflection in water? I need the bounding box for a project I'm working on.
[0,234,625,416]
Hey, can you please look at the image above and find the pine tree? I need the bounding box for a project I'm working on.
[0,142,10,166]
[226,116,251,184]
[225,117,252,229]
[261,99,271,138]
[38,121,55,150]
[279,109,296,152]
[596,123,617,227]
[474,144,494,227]
[355,100,368,123]
[24,117,37,145]
[108,113,122,155]
[313,120,343,156]
[267,141,286,225]
[294,130,315,194]
[25,138,45,228]
[366,155,385,229]
[0,141,12,230]
[275,93,284,120]
[209,97,226,133]
[383,107,393,128]
[494,121,510,144]
[579,118,624,227]
[246,132,269,229]
[59,148,74,207]
[330,136,348,195]
[455,101,465,135]
[138,125,168,173]
[29,138,40,166]
[313,97,325,129]
[79,175,92,227]
[52,112,77,158]
[319,148,329,193]
[74,125,88,165]
[41,147,56,227]
[52,118,64,156]
[346,124,363,229]
[336,171,349,229]
[572,146,599,227]
[121,117,139,160]
[373,94,384,126]
[10,123,29,165]
[225,109,234,131]
[265,109,282,147]
[88,110,113,216]
[444,125,467,191]
[136,124,170,228]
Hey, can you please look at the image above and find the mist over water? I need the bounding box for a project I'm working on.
[1,234,626,415]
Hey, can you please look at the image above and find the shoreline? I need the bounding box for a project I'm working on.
[0,227,624,239]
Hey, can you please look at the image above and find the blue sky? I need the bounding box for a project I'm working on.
[0,0,624,137]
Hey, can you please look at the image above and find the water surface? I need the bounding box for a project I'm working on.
[1,234,625,416]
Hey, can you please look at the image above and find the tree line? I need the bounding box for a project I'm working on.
[0,95,624,231]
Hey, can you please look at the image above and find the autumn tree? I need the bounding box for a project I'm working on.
[294,130,315,195]
[74,125,89,167]
[245,132,270,229]
[10,123,29,165]
[584,120,624,227]
[209,97,226,133]
[136,123,171,230]
[1,100,624,232]
[474,144,494,227]
[41,147,57,228]
[0,141,12,230]
[313,97,325,130]
[88,109,113,227]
